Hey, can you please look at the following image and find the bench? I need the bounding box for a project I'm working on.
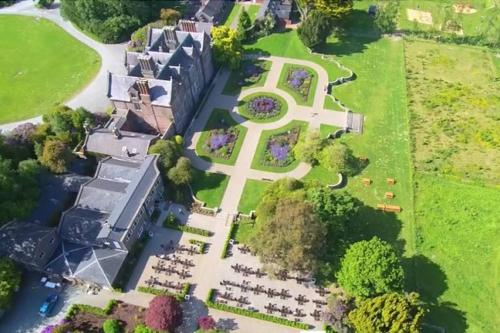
[386,178,396,185]
[362,178,371,186]
[385,192,394,199]
[377,204,401,212]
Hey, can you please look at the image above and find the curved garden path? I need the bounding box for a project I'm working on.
[0,0,126,131]
[184,55,353,213]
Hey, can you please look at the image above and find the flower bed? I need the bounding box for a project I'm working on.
[246,95,281,119]
[286,67,313,101]
[262,127,301,167]
[138,283,190,302]
[202,127,240,160]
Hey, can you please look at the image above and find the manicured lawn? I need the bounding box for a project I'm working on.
[238,92,288,123]
[233,221,256,244]
[303,164,340,185]
[0,15,101,124]
[244,30,349,82]
[413,175,499,333]
[246,4,261,22]
[250,120,308,173]
[223,3,241,26]
[195,108,248,166]
[237,179,271,214]
[190,169,230,208]
[277,63,318,106]
[323,95,344,111]
[222,59,272,96]
[319,124,341,139]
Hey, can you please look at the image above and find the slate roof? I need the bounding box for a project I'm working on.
[0,222,58,269]
[107,73,173,107]
[84,117,158,160]
[59,155,160,245]
[45,241,127,288]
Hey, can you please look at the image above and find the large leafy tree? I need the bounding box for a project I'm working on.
[297,10,332,49]
[237,8,252,41]
[145,296,183,332]
[337,237,404,298]
[319,142,356,175]
[251,198,327,272]
[38,139,74,174]
[167,157,192,185]
[0,258,21,311]
[211,26,243,69]
[296,0,353,19]
[294,130,324,165]
[148,139,182,174]
[374,0,400,33]
[348,292,425,333]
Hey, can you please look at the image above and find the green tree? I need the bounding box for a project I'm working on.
[349,292,425,333]
[134,324,160,333]
[149,139,181,173]
[296,0,353,19]
[167,157,192,186]
[36,0,54,9]
[337,237,404,298]
[211,26,243,69]
[237,8,252,41]
[0,258,21,311]
[319,142,355,175]
[297,10,332,49]
[103,319,122,333]
[255,177,305,221]
[294,130,324,165]
[251,198,327,271]
[374,1,399,33]
[160,8,181,25]
[38,139,74,174]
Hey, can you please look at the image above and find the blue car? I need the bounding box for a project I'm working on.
[39,294,58,317]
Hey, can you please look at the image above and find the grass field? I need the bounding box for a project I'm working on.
[195,108,248,166]
[238,92,288,123]
[405,40,499,185]
[398,0,497,36]
[246,4,260,22]
[190,170,230,208]
[0,15,100,124]
[250,120,308,173]
[277,63,318,106]
[413,175,500,333]
[237,179,271,214]
[222,59,272,96]
[405,40,500,332]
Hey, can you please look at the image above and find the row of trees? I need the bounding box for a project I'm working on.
[60,0,186,43]
[0,258,21,312]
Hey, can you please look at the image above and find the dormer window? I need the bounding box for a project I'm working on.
[39,252,45,258]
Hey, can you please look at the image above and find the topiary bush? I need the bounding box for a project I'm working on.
[103,319,122,333]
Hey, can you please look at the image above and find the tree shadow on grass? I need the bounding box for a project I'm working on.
[191,170,227,192]
[316,10,381,57]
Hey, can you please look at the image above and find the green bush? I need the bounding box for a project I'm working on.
[206,289,310,330]
[189,239,208,254]
[103,319,122,333]
[65,299,118,319]
[221,223,237,259]
[138,283,190,302]
[162,213,213,237]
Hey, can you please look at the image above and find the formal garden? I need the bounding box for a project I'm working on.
[238,92,288,123]
[251,120,308,172]
[196,108,247,165]
[278,64,318,106]
[222,59,272,96]
[0,15,100,124]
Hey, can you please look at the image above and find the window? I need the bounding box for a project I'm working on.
[39,252,45,258]
[133,102,141,111]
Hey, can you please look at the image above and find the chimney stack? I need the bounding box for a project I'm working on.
[138,54,157,78]
[179,20,197,33]
[164,27,179,50]
[111,126,122,139]
[137,79,152,104]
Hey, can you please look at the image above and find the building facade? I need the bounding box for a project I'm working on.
[108,22,215,136]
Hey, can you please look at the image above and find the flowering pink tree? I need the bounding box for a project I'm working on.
[198,315,216,331]
[145,296,183,332]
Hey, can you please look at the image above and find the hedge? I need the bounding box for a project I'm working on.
[221,223,237,259]
[162,214,213,237]
[189,239,208,254]
[205,289,311,330]
[403,30,499,49]
[138,283,190,302]
[65,299,118,320]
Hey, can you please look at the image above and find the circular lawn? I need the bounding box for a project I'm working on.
[0,15,101,124]
[237,92,288,123]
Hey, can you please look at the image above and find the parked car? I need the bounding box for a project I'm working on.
[39,294,58,317]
